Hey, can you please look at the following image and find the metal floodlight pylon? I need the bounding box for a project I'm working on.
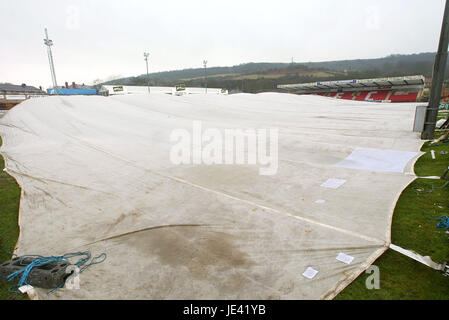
[144,52,150,94]
[203,60,208,94]
[44,28,58,94]
[421,0,449,140]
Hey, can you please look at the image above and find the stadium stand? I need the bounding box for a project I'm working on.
[277,75,425,103]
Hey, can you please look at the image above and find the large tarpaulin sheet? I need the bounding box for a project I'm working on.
[0,93,423,299]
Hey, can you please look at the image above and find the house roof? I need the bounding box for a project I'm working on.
[0,83,44,93]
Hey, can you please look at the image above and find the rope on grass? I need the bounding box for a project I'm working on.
[431,215,449,229]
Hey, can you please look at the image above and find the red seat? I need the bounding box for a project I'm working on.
[311,90,419,102]
[338,92,355,100]
[367,90,390,101]
[354,91,370,101]
[389,91,418,102]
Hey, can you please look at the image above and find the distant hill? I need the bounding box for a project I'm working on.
[102,52,448,93]
[303,52,438,73]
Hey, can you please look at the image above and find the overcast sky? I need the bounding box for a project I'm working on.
[0,0,446,88]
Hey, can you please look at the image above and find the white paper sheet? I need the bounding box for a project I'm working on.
[336,148,418,173]
[320,178,346,189]
[302,267,319,279]
[18,285,34,294]
[336,252,355,264]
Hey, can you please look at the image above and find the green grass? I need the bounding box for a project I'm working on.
[335,250,449,300]
[0,137,28,299]
[337,128,449,300]
[438,110,448,122]
[415,136,449,178]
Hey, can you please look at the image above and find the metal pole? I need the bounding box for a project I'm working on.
[421,0,449,140]
[203,60,208,94]
[44,28,58,94]
[144,52,150,94]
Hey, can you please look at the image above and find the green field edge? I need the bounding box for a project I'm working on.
[0,136,28,300]
[336,130,449,300]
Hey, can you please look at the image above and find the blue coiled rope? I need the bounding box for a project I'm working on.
[6,251,107,294]
[431,215,449,229]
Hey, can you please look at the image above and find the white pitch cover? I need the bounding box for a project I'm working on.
[0,93,424,300]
